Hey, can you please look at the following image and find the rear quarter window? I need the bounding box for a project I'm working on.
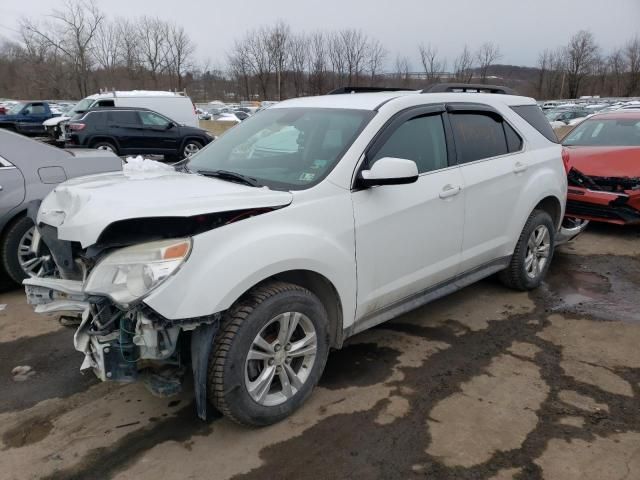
[511,105,558,143]
[450,113,509,163]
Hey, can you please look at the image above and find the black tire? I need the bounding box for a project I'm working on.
[91,140,118,155]
[499,209,556,291]
[181,140,202,159]
[1,216,35,284]
[208,281,330,427]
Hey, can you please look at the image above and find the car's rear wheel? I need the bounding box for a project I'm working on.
[208,281,329,426]
[92,140,118,155]
[1,217,48,283]
[181,140,202,159]
[500,209,555,291]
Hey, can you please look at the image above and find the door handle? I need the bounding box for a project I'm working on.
[439,184,462,199]
[513,161,528,174]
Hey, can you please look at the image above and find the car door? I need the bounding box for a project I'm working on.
[137,111,180,154]
[107,110,144,153]
[447,104,526,273]
[352,105,465,323]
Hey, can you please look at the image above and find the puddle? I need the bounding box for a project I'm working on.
[545,253,640,322]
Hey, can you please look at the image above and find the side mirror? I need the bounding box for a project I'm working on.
[166,122,175,129]
[358,157,419,188]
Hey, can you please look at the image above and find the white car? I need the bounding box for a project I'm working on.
[25,84,581,426]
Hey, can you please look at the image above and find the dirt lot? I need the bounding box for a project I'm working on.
[1,223,640,480]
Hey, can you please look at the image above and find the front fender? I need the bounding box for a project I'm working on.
[144,189,356,328]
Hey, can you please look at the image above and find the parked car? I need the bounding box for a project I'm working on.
[0,129,122,283]
[0,101,60,136]
[563,110,640,225]
[233,110,251,121]
[44,90,199,144]
[64,107,214,159]
[545,108,589,125]
[26,84,584,426]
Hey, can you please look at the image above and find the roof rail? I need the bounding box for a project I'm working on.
[326,86,416,95]
[423,83,518,95]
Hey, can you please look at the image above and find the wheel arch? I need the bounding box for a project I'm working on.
[534,195,563,230]
[240,270,345,349]
[89,136,121,150]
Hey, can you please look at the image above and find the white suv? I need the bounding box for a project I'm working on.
[25,84,582,426]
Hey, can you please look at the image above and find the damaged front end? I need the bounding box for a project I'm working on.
[24,224,221,418]
[567,167,640,225]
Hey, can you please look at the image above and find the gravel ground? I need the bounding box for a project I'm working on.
[1,223,639,480]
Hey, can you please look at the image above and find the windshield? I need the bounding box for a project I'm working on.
[187,107,374,190]
[7,103,26,114]
[72,98,96,113]
[563,117,640,147]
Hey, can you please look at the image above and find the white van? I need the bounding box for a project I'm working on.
[44,91,198,142]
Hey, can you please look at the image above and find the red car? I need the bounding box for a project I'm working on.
[562,111,640,225]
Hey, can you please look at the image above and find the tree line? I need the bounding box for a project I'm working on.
[0,0,639,102]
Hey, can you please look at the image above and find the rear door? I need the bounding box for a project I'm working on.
[447,104,526,272]
[352,105,465,322]
[107,110,144,152]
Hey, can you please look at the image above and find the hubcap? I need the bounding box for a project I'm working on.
[525,225,551,279]
[18,226,47,277]
[97,144,114,152]
[244,312,317,407]
[184,143,200,157]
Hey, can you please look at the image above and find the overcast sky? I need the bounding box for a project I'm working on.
[1,0,639,69]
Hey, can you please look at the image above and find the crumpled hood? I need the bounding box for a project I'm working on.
[565,146,640,178]
[43,116,70,126]
[38,170,292,247]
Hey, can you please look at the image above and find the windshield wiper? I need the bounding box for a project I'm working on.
[196,169,261,187]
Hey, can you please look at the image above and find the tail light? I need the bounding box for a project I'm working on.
[67,123,86,131]
[561,147,571,173]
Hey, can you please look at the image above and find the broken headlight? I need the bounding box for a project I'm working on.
[84,238,192,306]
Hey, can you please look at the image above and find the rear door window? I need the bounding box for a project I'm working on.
[449,113,509,163]
[108,111,140,125]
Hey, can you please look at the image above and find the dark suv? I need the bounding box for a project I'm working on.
[65,107,214,159]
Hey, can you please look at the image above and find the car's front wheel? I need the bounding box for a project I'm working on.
[208,281,330,426]
[500,209,555,291]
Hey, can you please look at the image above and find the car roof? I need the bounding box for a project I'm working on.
[86,106,153,112]
[272,91,536,111]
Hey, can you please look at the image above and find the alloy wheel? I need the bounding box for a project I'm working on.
[524,225,551,279]
[244,312,318,407]
[184,143,200,157]
[18,226,47,277]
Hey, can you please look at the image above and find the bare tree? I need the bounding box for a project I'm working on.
[266,21,290,100]
[536,49,553,98]
[418,43,446,83]
[139,16,169,88]
[20,0,104,96]
[289,33,309,97]
[565,30,599,98]
[308,32,328,95]
[244,28,272,99]
[608,48,626,97]
[476,42,502,83]
[366,38,386,84]
[94,19,120,86]
[453,45,474,83]
[340,29,369,86]
[116,18,141,80]
[394,54,411,86]
[328,32,347,87]
[624,36,640,96]
[228,40,252,100]
[166,23,195,90]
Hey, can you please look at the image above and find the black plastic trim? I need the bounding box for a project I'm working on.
[423,83,518,95]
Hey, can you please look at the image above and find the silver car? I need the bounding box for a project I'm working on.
[0,129,122,283]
